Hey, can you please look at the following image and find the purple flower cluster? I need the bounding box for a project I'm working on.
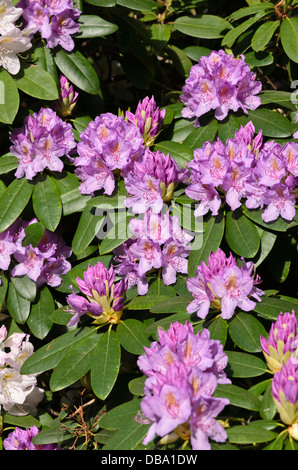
[114,209,193,295]
[66,261,128,327]
[0,218,71,287]
[3,425,61,450]
[75,112,144,196]
[18,0,81,51]
[260,311,298,373]
[186,121,298,223]
[136,321,230,450]
[272,356,298,432]
[124,148,189,214]
[10,107,76,180]
[187,248,264,320]
[126,96,166,146]
[180,49,262,127]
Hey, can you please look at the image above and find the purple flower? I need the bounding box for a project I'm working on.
[66,261,128,326]
[262,184,296,222]
[3,426,61,450]
[186,248,264,320]
[180,50,262,127]
[126,95,166,146]
[19,0,81,51]
[260,311,298,373]
[124,148,189,214]
[75,113,144,196]
[114,209,193,295]
[10,107,76,180]
[10,220,72,287]
[136,321,230,449]
[272,357,298,426]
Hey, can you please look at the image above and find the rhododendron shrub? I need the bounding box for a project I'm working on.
[0,0,298,453]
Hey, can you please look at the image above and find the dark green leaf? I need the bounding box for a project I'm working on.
[116,319,151,355]
[251,20,280,52]
[32,176,62,231]
[15,65,58,100]
[77,15,118,38]
[174,15,232,39]
[72,205,104,255]
[7,282,31,325]
[0,69,19,124]
[22,222,45,248]
[227,423,277,444]
[0,178,33,232]
[54,49,101,95]
[27,287,55,339]
[214,384,260,411]
[225,209,260,258]
[280,17,298,63]
[183,119,218,150]
[226,351,267,377]
[0,152,18,175]
[116,0,156,10]
[10,275,36,302]
[228,312,267,352]
[91,329,121,400]
[238,108,293,138]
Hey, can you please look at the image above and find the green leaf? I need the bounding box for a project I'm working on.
[259,382,277,420]
[22,222,45,248]
[99,214,132,255]
[0,275,8,308]
[183,119,218,150]
[228,312,267,353]
[222,12,268,47]
[54,171,90,215]
[259,90,296,111]
[174,15,232,39]
[228,2,275,21]
[72,205,104,255]
[149,295,192,314]
[225,209,260,258]
[49,332,99,391]
[54,49,101,95]
[102,420,149,450]
[116,0,156,10]
[32,44,59,83]
[238,108,293,138]
[27,287,54,339]
[116,319,151,355]
[100,399,142,430]
[7,282,31,325]
[3,413,41,429]
[217,115,240,143]
[251,20,280,52]
[280,17,298,63]
[166,44,193,77]
[32,176,62,231]
[15,65,58,100]
[32,421,69,445]
[150,23,171,49]
[128,376,146,396]
[226,351,267,377]
[188,213,225,277]
[0,69,19,124]
[0,178,33,232]
[21,326,97,375]
[253,295,298,321]
[77,15,118,38]
[126,294,172,310]
[227,423,277,444]
[0,152,18,175]
[85,0,116,5]
[254,229,277,268]
[242,205,298,232]
[10,275,36,302]
[207,316,228,346]
[91,329,121,400]
[214,384,260,411]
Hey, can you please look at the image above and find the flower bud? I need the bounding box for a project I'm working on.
[260,311,298,373]
[54,75,78,118]
[272,357,298,426]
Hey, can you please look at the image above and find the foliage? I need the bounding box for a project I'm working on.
[1,0,298,452]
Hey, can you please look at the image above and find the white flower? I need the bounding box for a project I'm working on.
[0,0,23,34]
[0,367,44,416]
[0,25,32,74]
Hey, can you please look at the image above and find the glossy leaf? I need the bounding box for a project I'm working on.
[15,65,59,100]
[0,69,19,124]
[91,329,121,400]
[77,15,118,38]
[228,312,267,353]
[72,204,104,255]
[27,287,55,339]
[225,209,260,258]
[280,17,298,63]
[226,351,267,377]
[0,152,18,175]
[0,178,33,232]
[251,20,280,52]
[116,319,152,355]
[32,176,62,231]
[7,281,31,325]
[174,15,232,39]
[238,108,293,138]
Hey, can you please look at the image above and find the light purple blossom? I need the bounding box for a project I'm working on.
[186,121,298,223]
[113,209,193,295]
[126,95,166,146]
[66,261,128,326]
[260,311,298,373]
[186,248,264,320]
[272,356,298,427]
[3,426,61,450]
[75,112,144,196]
[124,148,189,214]
[180,50,262,127]
[10,107,76,180]
[18,0,81,51]
[53,75,79,117]
[136,321,230,450]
